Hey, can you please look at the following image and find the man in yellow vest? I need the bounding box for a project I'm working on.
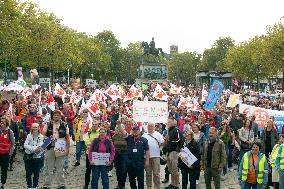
[238,141,268,189]
[271,134,284,189]
[276,134,284,189]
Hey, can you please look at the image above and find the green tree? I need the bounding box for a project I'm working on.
[168,52,201,82]
[200,37,235,71]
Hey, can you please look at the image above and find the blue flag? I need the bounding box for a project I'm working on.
[203,80,224,110]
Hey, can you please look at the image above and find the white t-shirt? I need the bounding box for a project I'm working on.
[142,131,165,158]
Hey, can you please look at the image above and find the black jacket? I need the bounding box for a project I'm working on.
[163,126,182,153]
[179,139,201,172]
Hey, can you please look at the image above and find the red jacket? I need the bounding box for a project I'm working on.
[61,109,75,126]
[23,112,42,132]
[0,130,12,154]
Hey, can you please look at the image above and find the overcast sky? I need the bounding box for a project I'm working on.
[30,0,284,53]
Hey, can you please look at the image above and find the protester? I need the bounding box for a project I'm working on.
[239,119,255,163]
[3,79,284,189]
[88,127,115,189]
[260,119,279,158]
[201,127,226,189]
[191,123,205,184]
[0,116,15,189]
[275,139,284,189]
[112,121,129,189]
[219,119,233,177]
[238,141,268,189]
[23,123,44,189]
[179,128,200,189]
[74,109,91,166]
[164,118,182,189]
[118,122,150,189]
[83,120,100,189]
[142,122,165,189]
[270,134,284,189]
[22,104,42,133]
[42,110,70,189]
[5,111,19,171]
[61,103,75,140]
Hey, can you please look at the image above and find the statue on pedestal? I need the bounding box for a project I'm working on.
[142,37,164,62]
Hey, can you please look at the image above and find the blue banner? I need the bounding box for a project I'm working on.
[203,80,224,110]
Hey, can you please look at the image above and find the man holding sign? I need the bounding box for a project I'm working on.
[88,127,115,189]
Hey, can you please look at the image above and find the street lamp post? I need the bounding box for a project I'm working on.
[4,57,7,85]
[256,65,261,91]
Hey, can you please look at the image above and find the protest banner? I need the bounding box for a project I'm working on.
[133,100,168,123]
[203,80,224,110]
[91,152,110,165]
[239,103,284,132]
[226,94,241,107]
[54,139,66,157]
[178,147,198,167]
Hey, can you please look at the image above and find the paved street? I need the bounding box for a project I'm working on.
[5,144,240,189]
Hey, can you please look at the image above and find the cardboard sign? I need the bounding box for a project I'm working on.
[86,79,97,88]
[226,94,241,108]
[133,100,168,123]
[179,147,198,167]
[91,152,110,165]
[54,139,66,157]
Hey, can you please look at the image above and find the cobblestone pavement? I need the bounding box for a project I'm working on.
[5,145,240,189]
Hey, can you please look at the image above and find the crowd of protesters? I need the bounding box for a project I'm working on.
[0,82,284,189]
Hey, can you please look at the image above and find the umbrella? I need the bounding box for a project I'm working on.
[3,83,24,92]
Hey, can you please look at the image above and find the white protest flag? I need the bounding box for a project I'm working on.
[178,96,193,108]
[201,84,208,101]
[85,98,101,116]
[80,112,93,134]
[90,89,107,104]
[8,103,13,115]
[47,92,55,111]
[117,85,126,100]
[79,98,87,114]
[226,94,241,108]
[126,85,143,100]
[169,84,183,95]
[193,101,202,112]
[105,84,121,101]
[70,92,82,105]
[21,87,33,99]
[153,83,168,101]
[53,83,66,99]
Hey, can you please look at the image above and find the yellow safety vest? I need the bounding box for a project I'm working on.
[280,145,284,170]
[271,144,280,168]
[241,152,266,184]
